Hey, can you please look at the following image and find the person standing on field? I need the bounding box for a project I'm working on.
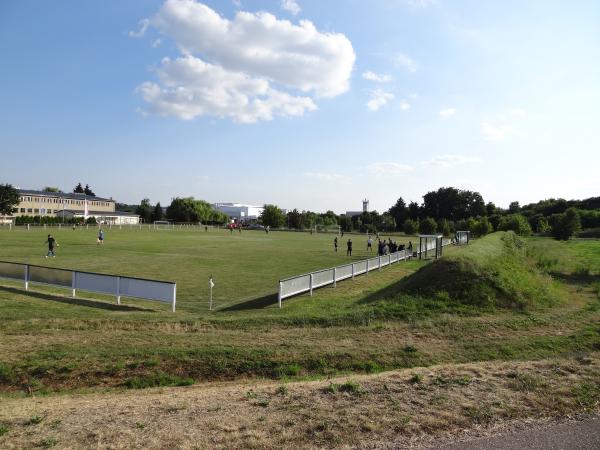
[346,238,353,256]
[97,229,104,245]
[367,236,373,252]
[334,237,338,252]
[45,234,58,257]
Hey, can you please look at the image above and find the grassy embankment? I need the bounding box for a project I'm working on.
[0,230,598,395]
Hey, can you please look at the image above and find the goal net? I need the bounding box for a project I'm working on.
[153,221,174,230]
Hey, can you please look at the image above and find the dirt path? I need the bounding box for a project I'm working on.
[0,354,598,449]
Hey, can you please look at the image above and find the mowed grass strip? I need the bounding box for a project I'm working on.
[0,355,598,449]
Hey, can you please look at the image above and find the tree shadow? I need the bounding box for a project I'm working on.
[218,293,279,311]
[0,286,155,312]
[550,272,600,285]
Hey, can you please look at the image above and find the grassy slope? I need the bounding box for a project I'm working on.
[0,231,599,395]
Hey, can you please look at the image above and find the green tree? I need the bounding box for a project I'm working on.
[260,204,285,228]
[151,202,164,222]
[472,217,493,237]
[0,184,20,216]
[551,208,581,240]
[42,186,60,192]
[403,218,419,235]
[437,218,451,236]
[73,183,84,194]
[135,199,153,223]
[508,201,520,213]
[498,214,532,236]
[419,217,437,234]
[388,197,408,230]
[84,184,96,196]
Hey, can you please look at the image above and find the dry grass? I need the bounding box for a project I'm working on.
[1,354,598,449]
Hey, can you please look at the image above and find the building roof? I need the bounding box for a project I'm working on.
[18,189,113,202]
[60,210,139,217]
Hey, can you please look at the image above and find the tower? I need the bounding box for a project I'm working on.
[362,198,369,212]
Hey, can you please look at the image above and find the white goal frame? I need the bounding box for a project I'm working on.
[153,220,174,230]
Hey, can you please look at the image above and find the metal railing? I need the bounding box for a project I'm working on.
[277,239,451,307]
[0,261,177,312]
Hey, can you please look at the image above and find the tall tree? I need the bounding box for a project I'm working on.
[388,197,408,230]
[135,199,153,223]
[151,202,164,222]
[83,184,96,196]
[408,201,420,220]
[73,182,84,193]
[0,184,20,216]
[508,201,520,213]
[260,204,286,228]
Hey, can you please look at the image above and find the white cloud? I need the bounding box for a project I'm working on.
[423,154,481,167]
[136,0,355,122]
[399,100,411,111]
[281,0,301,16]
[129,19,150,38]
[366,89,394,111]
[394,53,417,73]
[482,122,512,141]
[232,0,242,7]
[510,108,526,117]
[136,55,316,122]
[362,71,392,83]
[303,172,349,182]
[152,38,162,48]
[439,107,456,118]
[368,162,414,175]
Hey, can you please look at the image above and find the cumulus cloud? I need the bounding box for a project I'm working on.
[137,55,316,122]
[439,107,456,118]
[136,0,355,122]
[482,122,512,141]
[362,71,392,83]
[394,53,418,73]
[423,154,481,167]
[367,89,394,111]
[129,19,150,38]
[399,100,411,111]
[368,162,414,175]
[281,0,301,15]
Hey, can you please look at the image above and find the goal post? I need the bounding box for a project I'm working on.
[153,220,174,230]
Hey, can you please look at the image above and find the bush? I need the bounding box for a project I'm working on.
[472,217,493,237]
[419,217,437,234]
[551,208,581,241]
[403,219,419,235]
[498,214,532,236]
[578,228,600,238]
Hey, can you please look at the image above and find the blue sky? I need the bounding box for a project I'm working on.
[1,0,599,213]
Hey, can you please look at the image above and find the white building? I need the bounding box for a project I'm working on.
[213,203,264,223]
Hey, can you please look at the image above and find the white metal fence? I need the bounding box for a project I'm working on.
[278,239,451,307]
[0,261,177,311]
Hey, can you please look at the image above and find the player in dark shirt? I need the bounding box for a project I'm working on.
[346,239,353,256]
[45,234,58,257]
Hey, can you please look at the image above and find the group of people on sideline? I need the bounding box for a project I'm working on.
[334,235,412,257]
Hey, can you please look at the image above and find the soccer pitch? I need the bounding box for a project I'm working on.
[0,226,417,313]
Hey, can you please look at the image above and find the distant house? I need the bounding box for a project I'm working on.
[10,189,139,225]
[345,199,370,217]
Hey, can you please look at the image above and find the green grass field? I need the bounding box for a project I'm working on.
[0,228,598,397]
[0,226,419,313]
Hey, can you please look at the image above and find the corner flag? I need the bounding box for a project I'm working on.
[209,277,214,288]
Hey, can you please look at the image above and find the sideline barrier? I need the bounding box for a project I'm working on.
[278,239,451,307]
[0,261,177,312]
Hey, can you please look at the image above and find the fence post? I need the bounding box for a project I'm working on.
[278,281,283,308]
[378,255,381,271]
[351,263,355,279]
[388,254,391,266]
[71,272,76,297]
[366,259,369,275]
[333,267,337,288]
[24,264,29,291]
[310,273,314,296]
[171,284,177,313]
[116,276,121,305]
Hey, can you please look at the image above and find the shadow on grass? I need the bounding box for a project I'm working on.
[218,293,279,311]
[550,272,600,285]
[0,286,154,312]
